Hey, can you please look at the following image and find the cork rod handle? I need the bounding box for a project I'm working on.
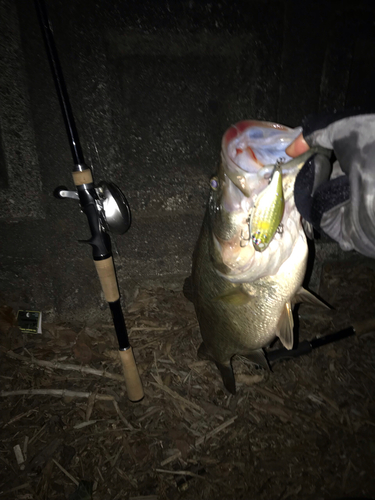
[94,257,120,302]
[119,348,144,402]
[94,256,144,402]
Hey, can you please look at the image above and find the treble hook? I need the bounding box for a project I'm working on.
[240,216,251,247]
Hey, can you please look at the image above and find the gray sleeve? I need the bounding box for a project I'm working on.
[305,115,375,258]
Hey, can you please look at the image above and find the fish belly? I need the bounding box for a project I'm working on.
[192,221,308,366]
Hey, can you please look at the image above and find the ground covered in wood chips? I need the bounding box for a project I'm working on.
[1,259,375,500]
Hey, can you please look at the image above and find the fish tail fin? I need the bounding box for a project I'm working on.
[293,287,331,309]
[215,360,236,395]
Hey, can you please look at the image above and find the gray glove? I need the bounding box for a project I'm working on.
[294,111,375,258]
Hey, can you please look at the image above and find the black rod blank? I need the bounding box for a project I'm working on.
[34,0,85,166]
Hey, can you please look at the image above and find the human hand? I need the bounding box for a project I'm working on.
[286,110,375,258]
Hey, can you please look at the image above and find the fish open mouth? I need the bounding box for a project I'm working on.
[222,120,301,174]
[209,120,308,282]
[218,120,302,203]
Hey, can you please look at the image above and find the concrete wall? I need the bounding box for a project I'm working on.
[1,0,375,322]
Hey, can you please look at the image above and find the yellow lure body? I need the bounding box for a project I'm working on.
[250,164,284,252]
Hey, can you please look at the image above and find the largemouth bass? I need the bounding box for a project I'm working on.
[186,120,328,394]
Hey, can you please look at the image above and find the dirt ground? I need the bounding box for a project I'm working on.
[1,259,375,500]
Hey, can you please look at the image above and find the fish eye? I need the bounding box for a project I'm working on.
[210,176,219,191]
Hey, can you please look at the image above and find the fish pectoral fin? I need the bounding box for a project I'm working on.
[243,349,270,370]
[213,286,252,305]
[276,302,294,350]
[293,287,331,309]
[183,276,194,302]
[302,219,314,239]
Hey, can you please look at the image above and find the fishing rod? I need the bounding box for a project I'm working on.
[34,0,144,402]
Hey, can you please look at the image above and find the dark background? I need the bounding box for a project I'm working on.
[1,0,375,322]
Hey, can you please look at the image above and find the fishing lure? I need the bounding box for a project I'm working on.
[249,160,284,252]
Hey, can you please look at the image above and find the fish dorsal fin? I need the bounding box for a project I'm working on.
[214,286,252,305]
[183,276,194,302]
[293,287,330,308]
[276,302,294,350]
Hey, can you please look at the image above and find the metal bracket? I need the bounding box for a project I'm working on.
[53,186,79,200]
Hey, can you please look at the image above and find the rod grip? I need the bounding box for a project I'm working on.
[119,348,144,402]
[94,257,120,302]
[72,169,93,186]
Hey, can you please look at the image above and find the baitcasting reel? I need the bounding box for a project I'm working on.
[54,180,131,235]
